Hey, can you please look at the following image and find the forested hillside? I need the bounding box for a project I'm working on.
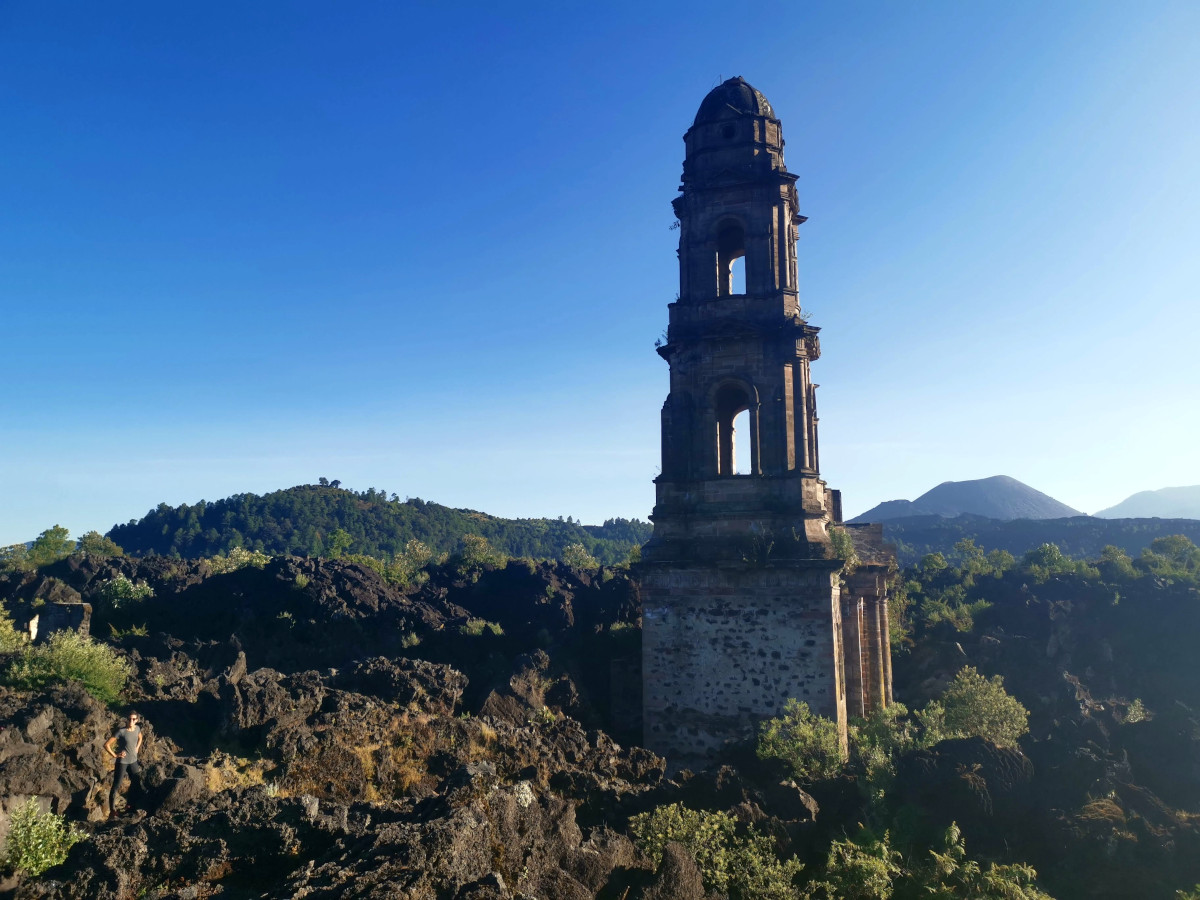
[880,513,1200,566]
[106,483,651,565]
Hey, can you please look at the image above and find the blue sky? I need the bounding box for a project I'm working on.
[1,1,1197,544]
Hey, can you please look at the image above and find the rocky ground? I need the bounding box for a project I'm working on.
[1,555,1198,898]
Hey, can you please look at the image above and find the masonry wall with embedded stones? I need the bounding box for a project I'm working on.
[641,564,846,763]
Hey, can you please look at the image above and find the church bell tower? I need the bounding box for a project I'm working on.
[640,77,891,766]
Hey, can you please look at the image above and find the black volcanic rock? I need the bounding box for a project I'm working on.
[850,475,1081,523]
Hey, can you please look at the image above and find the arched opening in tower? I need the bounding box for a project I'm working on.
[729,256,746,295]
[716,222,746,297]
[715,383,753,476]
[732,409,751,474]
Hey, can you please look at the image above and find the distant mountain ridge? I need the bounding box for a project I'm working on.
[1095,485,1200,520]
[850,475,1081,523]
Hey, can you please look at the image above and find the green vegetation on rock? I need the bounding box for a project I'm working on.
[1,798,85,876]
[804,823,1054,899]
[756,699,845,782]
[3,629,132,704]
[95,574,154,609]
[76,531,124,557]
[630,802,804,900]
[926,666,1029,748]
[0,602,28,653]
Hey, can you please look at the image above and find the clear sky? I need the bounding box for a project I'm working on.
[1,1,1197,544]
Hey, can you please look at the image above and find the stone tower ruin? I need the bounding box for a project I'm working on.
[640,77,895,766]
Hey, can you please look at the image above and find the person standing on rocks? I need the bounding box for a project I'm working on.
[105,711,143,817]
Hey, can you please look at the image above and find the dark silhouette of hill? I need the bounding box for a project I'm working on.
[879,512,1200,566]
[105,483,651,565]
[1095,485,1200,519]
[850,475,1080,523]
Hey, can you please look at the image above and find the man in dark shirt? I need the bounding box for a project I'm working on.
[104,711,143,818]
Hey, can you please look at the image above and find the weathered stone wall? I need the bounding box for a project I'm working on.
[31,601,92,643]
[641,562,845,765]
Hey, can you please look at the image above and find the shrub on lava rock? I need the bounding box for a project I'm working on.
[451,534,506,581]
[0,603,27,653]
[560,542,599,570]
[206,547,270,574]
[4,629,132,704]
[96,574,154,608]
[1,798,85,876]
[756,698,845,782]
[923,666,1029,748]
[630,802,803,900]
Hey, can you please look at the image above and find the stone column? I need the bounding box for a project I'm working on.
[878,592,894,705]
[794,364,810,470]
[781,364,796,471]
[840,594,865,719]
[809,384,821,474]
[860,591,883,713]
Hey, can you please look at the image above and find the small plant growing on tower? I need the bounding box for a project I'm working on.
[829,526,859,575]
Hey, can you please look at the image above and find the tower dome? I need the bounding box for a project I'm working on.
[692,76,776,126]
[681,76,787,187]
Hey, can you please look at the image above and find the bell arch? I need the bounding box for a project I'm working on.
[714,218,747,297]
[713,379,759,476]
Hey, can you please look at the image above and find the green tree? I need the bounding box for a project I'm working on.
[26,526,75,568]
[985,548,1016,573]
[1097,544,1137,581]
[953,538,986,573]
[757,698,845,781]
[0,603,28,653]
[328,527,353,559]
[920,552,948,574]
[76,531,123,557]
[560,542,599,570]
[1021,543,1095,582]
[850,702,917,802]
[453,533,506,581]
[920,584,992,634]
[1140,534,1200,579]
[930,666,1029,747]
[0,543,29,571]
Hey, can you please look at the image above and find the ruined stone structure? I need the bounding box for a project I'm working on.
[640,77,894,766]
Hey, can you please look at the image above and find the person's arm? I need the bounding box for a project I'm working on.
[105,735,123,759]
[135,729,143,755]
